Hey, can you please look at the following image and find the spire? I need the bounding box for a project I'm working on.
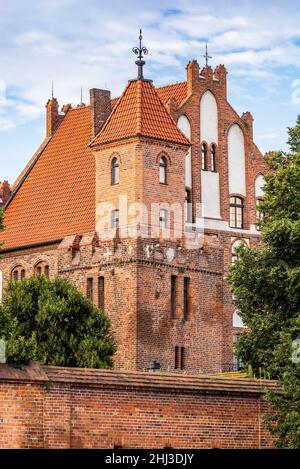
[132,29,148,80]
[203,42,212,67]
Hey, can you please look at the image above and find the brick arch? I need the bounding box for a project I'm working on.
[225,121,247,140]
[199,88,220,110]
[10,263,27,281]
[107,152,122,169]
[156,151,172,166]
[177,114,192,140]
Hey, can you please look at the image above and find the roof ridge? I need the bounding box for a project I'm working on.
[136,80,142,135]
[156,80,187,90]
[148,80,191,144]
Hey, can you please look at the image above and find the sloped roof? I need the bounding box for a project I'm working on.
[0,106,95,250]
[91,79,190,147]
[0,80,189,251]
[110,81,187,112]
[156,81,187,105]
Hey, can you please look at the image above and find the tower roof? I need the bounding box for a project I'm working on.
[90,79,190,147]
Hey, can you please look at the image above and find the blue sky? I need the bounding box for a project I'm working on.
[1,0,300,183]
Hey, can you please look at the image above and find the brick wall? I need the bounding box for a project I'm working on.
[0,363,277,449]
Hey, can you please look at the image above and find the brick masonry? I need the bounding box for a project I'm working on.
[0,363,277,449]
[0,61,270,374]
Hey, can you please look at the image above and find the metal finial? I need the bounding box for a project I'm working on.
[203,43,212,67]
[132,28,148,80]
[80,86,83,105]
[51,80,54,99]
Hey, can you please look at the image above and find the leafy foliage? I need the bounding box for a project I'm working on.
[228,118,300,448]
[0,275,116,368]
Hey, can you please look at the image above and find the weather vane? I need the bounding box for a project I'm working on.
[132,29,148,80]
[203,43,212,67]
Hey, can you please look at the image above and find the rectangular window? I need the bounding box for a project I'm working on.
[175,346,179,370]
[111,209,119,229]
[171,275,177,319]
[98,276,105,312]
[180,347,185,370]
[44,265,49,278]
[185,189,192,223]
[230,197,244,229]
[175,346,185,370]
[87,278,94,301]
[13,270,18,281]
[183,277,190,321]
[159,208,168,229]
[233,335,244,371]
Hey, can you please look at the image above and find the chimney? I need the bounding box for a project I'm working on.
[90,88,111,138]
[0,180,11,206]
[186,60,199,95]
[46,98,60,137]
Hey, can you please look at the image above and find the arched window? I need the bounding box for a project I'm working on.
[11,265,26,282]
[35,261,50,277]
[231,239,245,263]
[201,143,208,171]
[233,310,244,328]
[111,157,119,185]
[230,196,244,229]
[159,156,167,184]
[211,144,217,172]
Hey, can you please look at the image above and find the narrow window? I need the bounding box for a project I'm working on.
[175,346,185,370]
[233,335,244,371]
[11,266,26,282]
[171,275,177,319]
[98,276,105,312]
[35,262,50,277]
[230,196,244,229]
[211,144,216,172]
[175,346,179,370]
[185,188,192,223]
[180,347,185,370]
[159,156,167,184]
[87,278,94,301]
[159,208,168,229]
[111,209,119,229]
[201,143,208,171]
[183,277,190,321]
[111,157,119,185]
[256,198,263,230]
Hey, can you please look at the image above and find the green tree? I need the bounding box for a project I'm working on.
[287,114,300,154]
[0,275,116,368]
[228,117,300,448]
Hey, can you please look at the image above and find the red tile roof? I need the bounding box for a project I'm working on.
[0,80,189,251]
[0,106,95,250]
[91,79,190,147]
[156,81,187,105]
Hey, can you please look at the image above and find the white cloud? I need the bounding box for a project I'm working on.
[291,79,300,105]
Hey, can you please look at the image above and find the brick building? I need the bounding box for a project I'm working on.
[0,46,268,374]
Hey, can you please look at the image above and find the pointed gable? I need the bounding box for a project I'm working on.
[90,79,190,147]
